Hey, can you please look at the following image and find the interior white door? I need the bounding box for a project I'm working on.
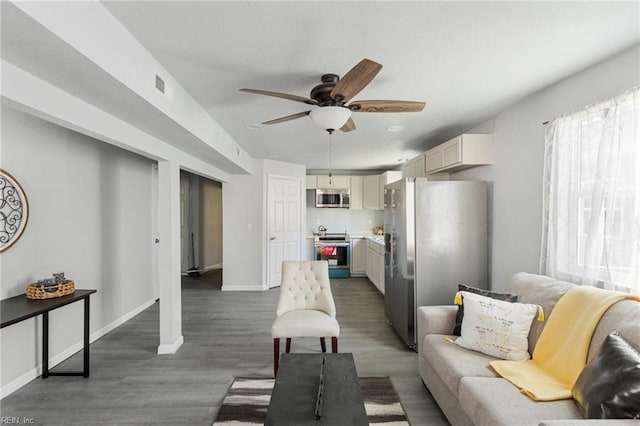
[268,176,302,288]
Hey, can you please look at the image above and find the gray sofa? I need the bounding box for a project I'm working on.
[417,272,640,426]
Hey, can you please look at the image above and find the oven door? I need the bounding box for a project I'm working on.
[314,242,350,269]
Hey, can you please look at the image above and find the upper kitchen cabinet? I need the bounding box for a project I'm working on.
[363,171,402,210]
[425,134,493,174]
[315,175,350,189]
[350,176,363,210]
[402,154,426,178]
[306,175,318,189]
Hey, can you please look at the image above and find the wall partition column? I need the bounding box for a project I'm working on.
[157,159,184,354]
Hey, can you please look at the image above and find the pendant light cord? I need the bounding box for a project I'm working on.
[328,132,333,184]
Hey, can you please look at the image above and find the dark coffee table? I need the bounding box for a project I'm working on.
[265,353,368,425]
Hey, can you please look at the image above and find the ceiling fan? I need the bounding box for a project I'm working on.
[240,59,426,134]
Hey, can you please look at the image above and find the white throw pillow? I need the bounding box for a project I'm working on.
[455,291,539,360]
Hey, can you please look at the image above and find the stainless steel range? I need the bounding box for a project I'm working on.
[313,232,350,278]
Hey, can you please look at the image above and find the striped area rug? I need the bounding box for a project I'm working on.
[213,376,410,425]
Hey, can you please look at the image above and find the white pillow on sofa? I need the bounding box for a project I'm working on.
[455,291,540,361]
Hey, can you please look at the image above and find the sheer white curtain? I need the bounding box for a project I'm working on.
[541,86,640,294]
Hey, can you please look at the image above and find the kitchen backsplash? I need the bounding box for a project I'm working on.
[306,206,383,235]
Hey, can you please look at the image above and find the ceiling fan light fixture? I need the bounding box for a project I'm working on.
[309,106,352,132]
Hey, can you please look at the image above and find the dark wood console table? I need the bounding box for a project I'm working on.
[1,289,97,378]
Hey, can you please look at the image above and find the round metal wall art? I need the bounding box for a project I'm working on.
[0,168,29,253]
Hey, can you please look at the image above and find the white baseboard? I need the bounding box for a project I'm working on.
[157,335,183,354]
[221,284,264,291]
[0,298,156,399]
[181,263,222,276]
[202,263,222,272]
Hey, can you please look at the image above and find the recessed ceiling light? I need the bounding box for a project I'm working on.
[247,123,263,130]
[388,125,405,132]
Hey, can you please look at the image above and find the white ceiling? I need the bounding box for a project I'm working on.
[5,1,640,173]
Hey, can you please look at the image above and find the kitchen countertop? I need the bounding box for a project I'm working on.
[365,235,384,245]
[306,233,384,245]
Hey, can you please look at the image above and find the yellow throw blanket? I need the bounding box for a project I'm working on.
[490,286,640,401]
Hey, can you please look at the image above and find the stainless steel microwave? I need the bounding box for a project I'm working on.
[315,189,350,208]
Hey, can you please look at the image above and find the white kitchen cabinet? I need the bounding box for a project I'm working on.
[375,247,385,295]
[363,171,401,210]
[401,159,414,178]
[363,175,381,210]
[350,237,366,276]
[350,176,363,210]
[306,175,318,189]
[426,134,493,174]
[414,155,426,177]
[425,147,443,173]
[402,154,426,178]
[365,238,385,294]
[307,237,316,261]
[382,171,402,184]
[365,241,374,283]
[378,171,401,210]
[335,175,351,189]
[316,175,350,189]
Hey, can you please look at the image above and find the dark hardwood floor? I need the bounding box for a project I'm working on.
[1,271,448,425]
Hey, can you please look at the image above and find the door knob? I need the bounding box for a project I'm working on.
[270,236,276,240]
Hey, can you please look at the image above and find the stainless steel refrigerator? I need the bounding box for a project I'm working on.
[384,178,488,349]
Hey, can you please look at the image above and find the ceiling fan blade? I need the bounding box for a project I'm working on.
[240,88,318,105]
[261,110,311,125]
[330,59,382,103]
[349,100,426,113]
[340,117,356,132]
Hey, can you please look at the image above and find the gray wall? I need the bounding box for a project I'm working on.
[222,159,306,290]
[0,105,155,394]
[451,44,640,292]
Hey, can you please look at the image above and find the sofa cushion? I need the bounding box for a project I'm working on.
[458,377,583,426]
[453,284,518,335]
[572,332,640,419]
[455,291,540,360]
[421,334,499,397]
[507,272,574,354]
[589,299,640,363]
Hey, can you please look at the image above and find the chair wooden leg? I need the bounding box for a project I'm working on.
[331,337,338,353]
[285,338,291,353]
[320,337,327,353]
[273,338,280,378]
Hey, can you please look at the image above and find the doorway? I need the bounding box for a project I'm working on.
[179,170,223,278]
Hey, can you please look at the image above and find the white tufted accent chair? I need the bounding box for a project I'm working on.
[271,260,340,376]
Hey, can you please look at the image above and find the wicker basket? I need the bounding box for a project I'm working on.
[26,280,75,300]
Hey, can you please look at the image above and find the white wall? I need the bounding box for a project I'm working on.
[451,44,640,292]
[0,105,156,396]
[223,159,305,290]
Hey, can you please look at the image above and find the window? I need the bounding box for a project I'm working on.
[541,86,640,293]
